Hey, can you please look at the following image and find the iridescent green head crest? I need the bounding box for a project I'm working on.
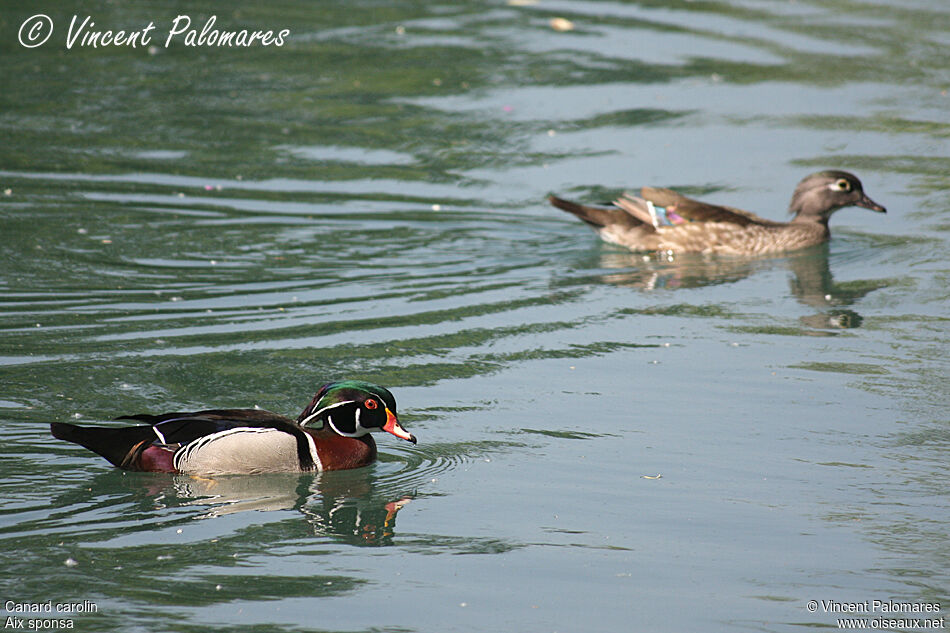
[296,380,414,444]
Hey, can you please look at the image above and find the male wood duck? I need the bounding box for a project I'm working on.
[548,171,885,256]
[49,381,416,475]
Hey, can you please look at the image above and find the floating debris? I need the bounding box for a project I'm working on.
[550,17,575,31]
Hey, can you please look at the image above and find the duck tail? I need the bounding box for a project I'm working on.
[548,195,646,232]
[50,422,155,469]
[548,195,613,228]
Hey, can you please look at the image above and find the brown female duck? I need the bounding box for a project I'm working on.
[548,171,885,256]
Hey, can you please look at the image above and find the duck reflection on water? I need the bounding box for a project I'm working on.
[165,470,414,546]
[587,244,889,330]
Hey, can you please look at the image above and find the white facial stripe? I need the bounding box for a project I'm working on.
[299,400,355,427]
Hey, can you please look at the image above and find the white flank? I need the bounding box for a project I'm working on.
[174,428,306,475]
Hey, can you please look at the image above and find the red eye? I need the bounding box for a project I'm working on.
[365,399,378,410]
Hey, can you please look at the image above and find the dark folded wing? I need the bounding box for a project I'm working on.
[116,409,299,445]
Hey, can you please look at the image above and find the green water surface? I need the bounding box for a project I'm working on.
[1,1,948,632]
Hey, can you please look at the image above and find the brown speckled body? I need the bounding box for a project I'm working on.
[549,171,885,256]
[600,217,830,256]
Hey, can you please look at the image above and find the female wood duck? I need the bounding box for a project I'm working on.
[548,171,885,256]
[49,381,417,475]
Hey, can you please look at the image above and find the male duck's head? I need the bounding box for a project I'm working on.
[789,170,886,221]
[297,380,416,444]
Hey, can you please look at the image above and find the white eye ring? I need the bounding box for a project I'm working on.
[833,178,851,192]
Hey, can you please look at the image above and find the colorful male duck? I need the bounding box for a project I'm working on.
[50,381,416,475]
[549,171,885,256]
